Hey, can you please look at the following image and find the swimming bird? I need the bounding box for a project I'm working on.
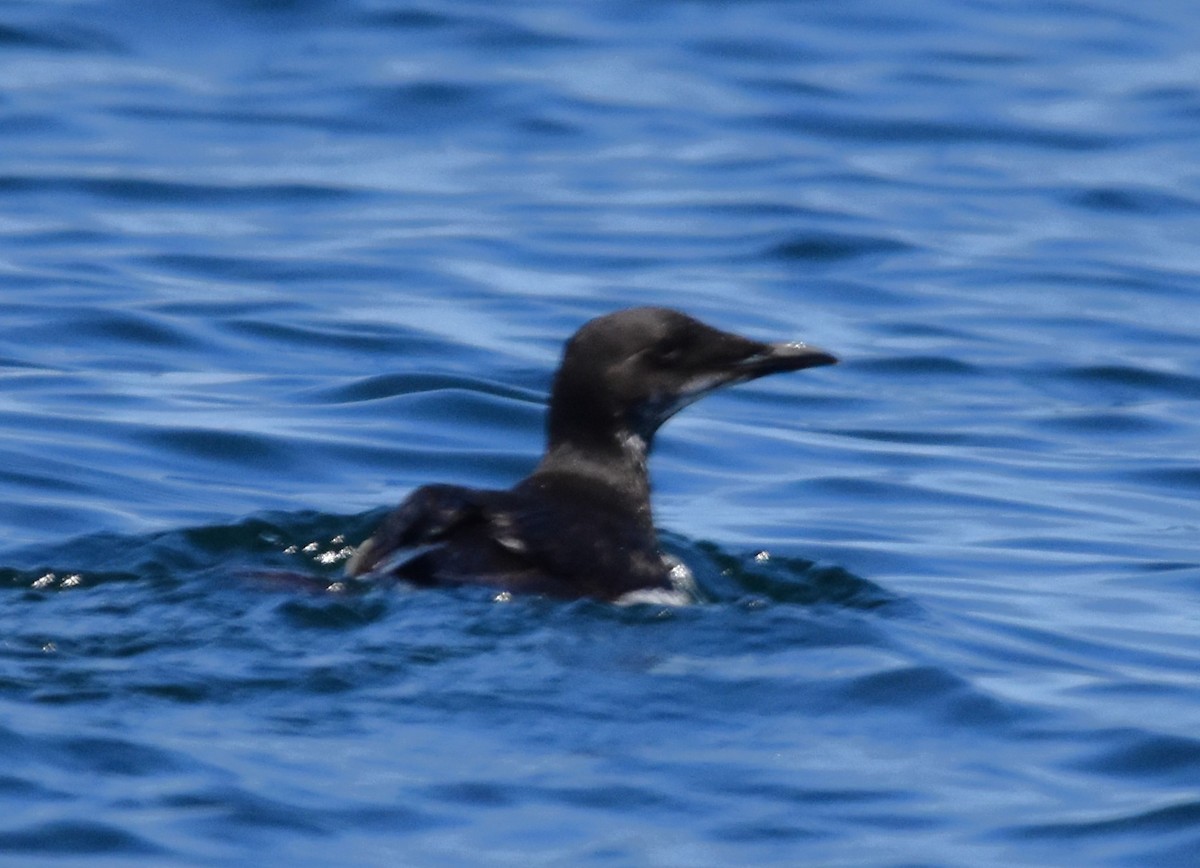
[346,306,836,601]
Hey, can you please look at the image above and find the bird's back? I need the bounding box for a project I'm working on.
[348,475,671,599]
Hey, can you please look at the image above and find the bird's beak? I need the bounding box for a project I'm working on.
[735,341,839,377]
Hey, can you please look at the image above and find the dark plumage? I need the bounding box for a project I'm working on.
[346,307,836,600]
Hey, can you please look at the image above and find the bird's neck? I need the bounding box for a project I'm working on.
[535,367,661,517]
[532,421,655,522]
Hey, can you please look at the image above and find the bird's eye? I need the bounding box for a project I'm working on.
[650,340,685,366]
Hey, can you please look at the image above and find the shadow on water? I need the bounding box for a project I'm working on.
[1,511,901,613]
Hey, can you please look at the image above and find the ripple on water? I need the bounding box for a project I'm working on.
[0,174,362,205]
[678,540,903,611]
[1126,465,1200,493]
[0,821,166,857]
[133,427,309,473]
[851,355,982,377]
[1072,730,1200,785]
[1068,186,1200,216]
[302,372,539,406]
[1056,364,1200,400]
[1003,800,1200,866]
[0,20,124,53]
[760,110,1117,150]
[764,230,913,263]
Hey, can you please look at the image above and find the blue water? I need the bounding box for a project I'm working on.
[2,0,1199,864]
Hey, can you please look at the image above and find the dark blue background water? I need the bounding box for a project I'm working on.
[3,0,1199,864]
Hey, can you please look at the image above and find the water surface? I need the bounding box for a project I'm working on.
[2,0,1199,864]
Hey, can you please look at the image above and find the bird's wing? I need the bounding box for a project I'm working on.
[345,484,493,576]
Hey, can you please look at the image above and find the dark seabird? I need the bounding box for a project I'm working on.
[346,306,836,601]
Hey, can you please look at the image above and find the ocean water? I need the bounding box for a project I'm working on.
[2,0,1200,864]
